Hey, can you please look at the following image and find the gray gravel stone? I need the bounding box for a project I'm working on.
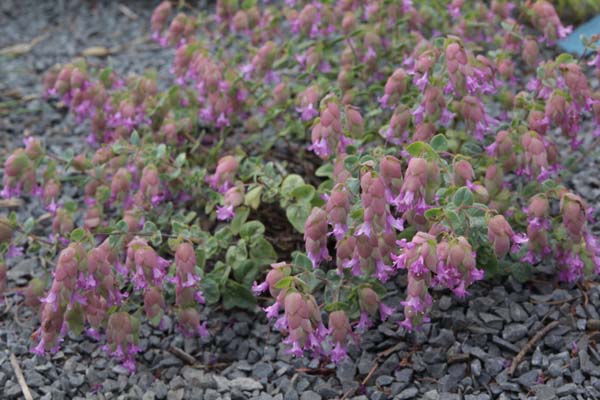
[532,385,556,400]
[517,369,540,387]
[375,375,394,386]
[556,383,577,396]
[396,386,419,400]
[284,390,299,400]
[429,329,455,348]
[252,362,274,380]
[314,381,339,399]
[470,359,482,376]
[509,303,528,322]
[299,391,321,400]
[502,323,528,342]
[439,296,452,311]
[336,359,356,385]
[547,361,563,377]
[153,380,169,399]
[484,357,505,376]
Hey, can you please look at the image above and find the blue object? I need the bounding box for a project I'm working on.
[558,14,600,56]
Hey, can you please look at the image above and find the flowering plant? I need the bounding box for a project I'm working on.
[1,0,599,369]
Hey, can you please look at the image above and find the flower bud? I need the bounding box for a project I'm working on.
[487,215,513,258]
[344,105,363,137]
[453,160,474,186]
[4,149,30,177]
[484,164,503,196]
[178,308,207,337]
[304,207,330,268]
[224,186,244,208]
[232,10,249,31]
[144,286,165,324]
[528,195,549,218]
[560,193,587,242]
[151,1,172,33]
[52,208,74,237]
[175,242,196,276]
[24,278,46,308]
[265,267,286,298]
[284,292,309,330]
[328,310,351,344]
[273,83,289,106]
[359,287,380,316]
[24,138,43,159]
[341,12,355,34]
[531,1,570,41]
[522,39,539,67]
[414,123,435,142]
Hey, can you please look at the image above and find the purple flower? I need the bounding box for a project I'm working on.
[330,341,347,363]
[264,302,280,319]
[379,303,394,321]
[252,280,269,296]
[216,205,235,221]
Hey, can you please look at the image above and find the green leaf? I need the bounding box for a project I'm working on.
[240,221,266,242]
[291,184,316,202]
[293,252,313,270]
[99,67,113,84]
[344,155,359,171]
[315,163,334,178]
[461,141,483,157]
[23,217,34,234]
[452,187,474,207]
[280,174,305,197]
[142,221,162,246]
[201,276,221,304]
[250,237,277,265]
[226,241,248,266]
[406,141,435,158]
[286,203,310,233]
[63,201,77,213]
[230,207,250,235]
[222,280,256,310]
[206,262,231,287]
[424,207,443,220]
[115,219,129,234]
[244,186,262,210]
[175,153,186,168]
[430,134,448,152]
[70,228,86,242]
[156,143,167,160]
[214,226,233,248]
[232,259,258,286]
[109,233,124,249]
[274,276,293,289]
[509,262,532,283]
[131,130,140,146]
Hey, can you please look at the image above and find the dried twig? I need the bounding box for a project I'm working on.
[10,353,34,400]
[0,198,24,208]
[530,296,580,305]
[0,33,48,56]
[169,346,197,365]
[448,353,470,364]
[118,4,139,20]
[509,320,560,376]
